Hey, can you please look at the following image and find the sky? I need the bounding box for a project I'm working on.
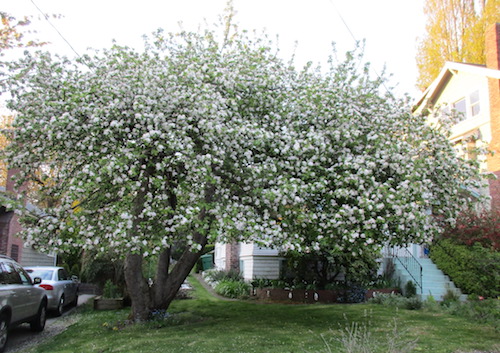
[3,0,427,100]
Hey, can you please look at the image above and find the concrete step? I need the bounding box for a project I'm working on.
[391,256,465,301]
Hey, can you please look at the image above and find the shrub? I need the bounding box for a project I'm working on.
[319,317,417,353]
[251,278,273,289]
[442,209,500,250]
[368,293,422,310]
[204,269,243,283]
[338,283,367,304]
[404,281,417,298]
[405,296,423,310]
[430,239,500,297]
[443,298,500,330]
[423,294,440,312]
[441,288,460,307]
[215,279,251,299]
[102,279,122,299]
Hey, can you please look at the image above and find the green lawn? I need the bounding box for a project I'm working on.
[25,277,499,353]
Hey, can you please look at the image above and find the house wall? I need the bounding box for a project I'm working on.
[239,243,282,281]
[214,242,226,270]
[486,23,500,209]
[214,241,283,281]
[432,72,491,144]
[20,246,56,267]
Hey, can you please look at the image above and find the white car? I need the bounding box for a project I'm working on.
[0,256,47,353]
[25,266,79,316]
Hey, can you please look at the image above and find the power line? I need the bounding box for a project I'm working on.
[327,0,395,98]
[30,0,82,59]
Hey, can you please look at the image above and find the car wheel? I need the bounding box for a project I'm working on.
[55,295,64,317]
[30,303,47,332]
[0,315,9,353]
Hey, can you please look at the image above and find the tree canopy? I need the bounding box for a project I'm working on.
[416,0,500,91]
[0,25,485,320]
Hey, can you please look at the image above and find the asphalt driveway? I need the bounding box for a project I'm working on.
[5,294,95,352]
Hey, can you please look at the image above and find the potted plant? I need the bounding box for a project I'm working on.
[93,280,124,310]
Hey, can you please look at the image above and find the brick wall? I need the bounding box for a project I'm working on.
[486,23,500,207]
[225,242,240,272]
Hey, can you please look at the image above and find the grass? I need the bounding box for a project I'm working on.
[24,276,499,353]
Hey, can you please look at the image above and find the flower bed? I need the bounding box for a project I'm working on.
[252,288,341,303]
[252,287,400,303]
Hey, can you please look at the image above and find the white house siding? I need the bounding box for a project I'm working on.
[20,246,56,267]
[422,70,492,204]
[214,241,283,281]
[214,242,226,270]
[239,243,283,281]
[435,73,491,142]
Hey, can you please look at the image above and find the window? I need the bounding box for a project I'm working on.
[470,90,480,116]
[453,98,467,120]
[58,269,69,281]
[10,244,19,262]
[15,264,32,285]
[450,90,481,121]
[1,262,22,284]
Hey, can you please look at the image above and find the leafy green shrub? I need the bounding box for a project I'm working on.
[215,279,251,299]
[369,293,422,310]
[441,289,460,307]
[102,279,122,299]
[423,294,440,312]
[205,269,243,283]
[319,317,417,353]
[338,284,366,304]
[430,239,500,297]
[404,281,417,298]
[444,298,499,330]
[405,296,423,310]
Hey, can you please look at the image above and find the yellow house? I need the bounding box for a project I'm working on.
[413,23,500,209]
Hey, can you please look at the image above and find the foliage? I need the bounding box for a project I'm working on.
[442,298,500,331]
[368,274,399,289]
[430,239,500,297]
[441,288,461,307]
[337,284,367,304]
[250,278,274,289]
[319,317,418,353]
[282,246,380,289]
[416,0,500,90]
[442,209,500,250]
[27,275,500,353]
[79,250,125,290]
[204,269,242,283]
[404,281,417,298]
[102,279,122,299]
[0,12,485,319]
[368,293,422,310]
[422,294,441,312]
[214,279,251,299]
[0,12,47,53]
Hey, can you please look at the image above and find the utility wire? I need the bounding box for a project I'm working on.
[327,0,395,98]
[30,0,82,59]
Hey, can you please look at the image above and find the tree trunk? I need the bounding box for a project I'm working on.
[154,183,215,310]
[153,248,171,308]
[162,231,208,309]
[124,253,152,322]
[126,182,215,318]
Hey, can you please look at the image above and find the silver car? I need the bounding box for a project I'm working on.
[0,256,47,353]
[25,266,79,316]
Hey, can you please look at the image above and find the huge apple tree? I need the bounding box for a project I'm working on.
[1,27,484,321]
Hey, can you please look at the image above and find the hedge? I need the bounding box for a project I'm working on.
[430,239,500,298]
